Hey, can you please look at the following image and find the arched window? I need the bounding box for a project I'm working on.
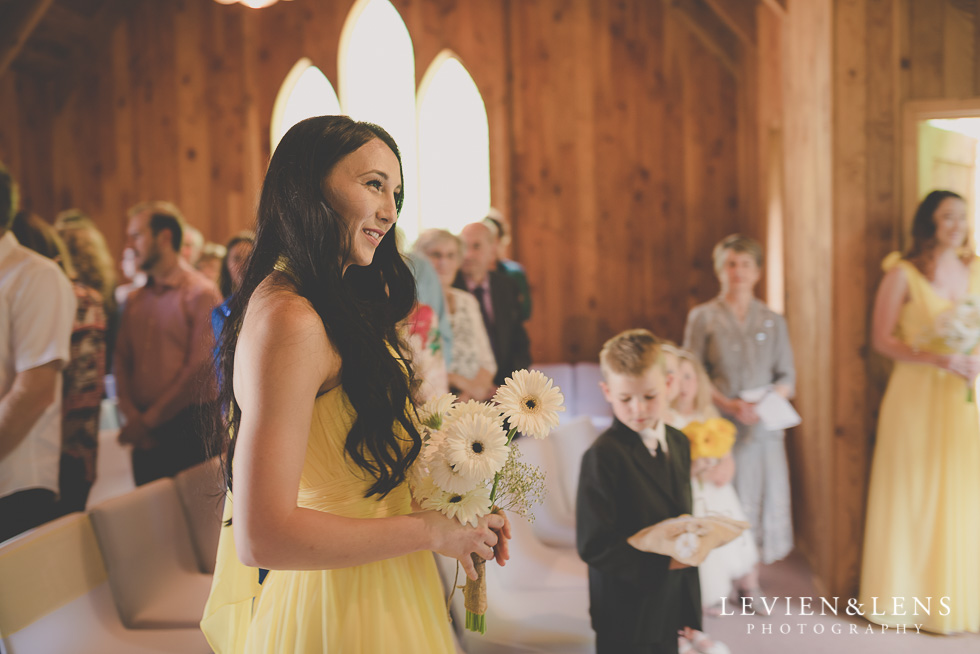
[339,0,420,244]
[417,52,491,235]
[270,58,341,152]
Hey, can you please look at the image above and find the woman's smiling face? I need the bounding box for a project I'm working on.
[932,196,969,250]
[321,138,402,271]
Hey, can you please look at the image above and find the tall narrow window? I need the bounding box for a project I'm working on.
[270,59,341,152]
[417,52,491,235]
[339,0,420,244]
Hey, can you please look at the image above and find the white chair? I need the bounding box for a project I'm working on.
[513,437,576,548]
[571,362,612,420]
[88,478,213,629]
[0,513,209,653]
[549,416,601,519]
[174,458,224,574]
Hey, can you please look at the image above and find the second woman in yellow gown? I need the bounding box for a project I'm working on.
[201,116,510,653]
[860,190,980,634]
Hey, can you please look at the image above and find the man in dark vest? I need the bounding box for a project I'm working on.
[453,221,531,388]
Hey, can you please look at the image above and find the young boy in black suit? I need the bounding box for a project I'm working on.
[576,329,702,654]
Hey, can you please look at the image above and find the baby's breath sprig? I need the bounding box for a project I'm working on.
[492,444,546,522]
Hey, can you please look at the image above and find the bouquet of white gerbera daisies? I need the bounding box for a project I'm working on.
[411,370,565,634]
[934,295,980,401]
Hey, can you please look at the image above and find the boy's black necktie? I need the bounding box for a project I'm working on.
[651,440,669,476]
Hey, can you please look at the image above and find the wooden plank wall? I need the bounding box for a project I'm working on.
[778,0,835,595]
[0,0,749,367]
[510,0,746,362]
[789,0,980,597]
[824,0,904,599]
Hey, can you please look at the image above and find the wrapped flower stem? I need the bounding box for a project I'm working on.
[413,371,564,636]
[463,428,517,634]
[464,553,488,633]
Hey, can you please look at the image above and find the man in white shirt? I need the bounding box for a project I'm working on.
[0,163,76,542]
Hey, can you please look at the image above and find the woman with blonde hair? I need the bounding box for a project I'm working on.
[55,209,118,369]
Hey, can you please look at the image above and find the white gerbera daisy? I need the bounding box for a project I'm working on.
[444,399,505,431]
[418,393,457,430]
[444,414,510,480]
[422,429,449,458]
[409,470,441,502]
[427,448,481,494]
[493,369,565,439]
[423,485,492,527]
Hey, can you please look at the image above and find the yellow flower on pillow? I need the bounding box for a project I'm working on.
[681,418,736,461]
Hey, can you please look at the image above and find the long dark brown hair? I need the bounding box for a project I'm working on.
[904,190,971,279]
[209,116,421,499]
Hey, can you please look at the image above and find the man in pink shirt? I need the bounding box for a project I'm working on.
[114,202,221,485]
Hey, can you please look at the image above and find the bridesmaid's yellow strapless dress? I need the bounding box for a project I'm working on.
[859,253,980,633]
[200,386,455,653]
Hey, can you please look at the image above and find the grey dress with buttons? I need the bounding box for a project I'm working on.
[683,297,796,564]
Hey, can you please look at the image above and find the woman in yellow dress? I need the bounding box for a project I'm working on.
[200,116,511,653]
[860,190,980,634]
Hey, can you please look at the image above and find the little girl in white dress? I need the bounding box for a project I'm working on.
[668,349,760,614]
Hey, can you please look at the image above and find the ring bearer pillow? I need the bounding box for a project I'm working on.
[628,514,750,567]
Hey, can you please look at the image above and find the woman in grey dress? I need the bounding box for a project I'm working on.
[683,234,796,568]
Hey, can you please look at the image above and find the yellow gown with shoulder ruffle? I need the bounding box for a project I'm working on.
[200,385,455,653]
[859,252,980,633]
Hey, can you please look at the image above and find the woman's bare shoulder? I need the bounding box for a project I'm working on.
[246,273,316,324]
[879,262,910,287]
[240,274,337,377]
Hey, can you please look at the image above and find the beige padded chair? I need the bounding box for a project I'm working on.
[174,458,224,574]
[0,512,209,653]
[88,478,214,629]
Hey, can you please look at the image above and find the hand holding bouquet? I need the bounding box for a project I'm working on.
[934,295,980,401]
[411,370,564,634]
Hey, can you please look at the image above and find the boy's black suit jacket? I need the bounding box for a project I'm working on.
[576,418,702,644]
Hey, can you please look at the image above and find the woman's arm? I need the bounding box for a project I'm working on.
[872,266,980,380]
[231,288,502,580]
[871,266,946,367]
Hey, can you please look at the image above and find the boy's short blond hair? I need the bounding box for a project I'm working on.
[599,329,666,379]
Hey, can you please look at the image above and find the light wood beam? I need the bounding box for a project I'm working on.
[702,0,757,44]
[0,0,56,79]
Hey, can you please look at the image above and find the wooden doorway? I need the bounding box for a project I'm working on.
[903,99,980,250]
